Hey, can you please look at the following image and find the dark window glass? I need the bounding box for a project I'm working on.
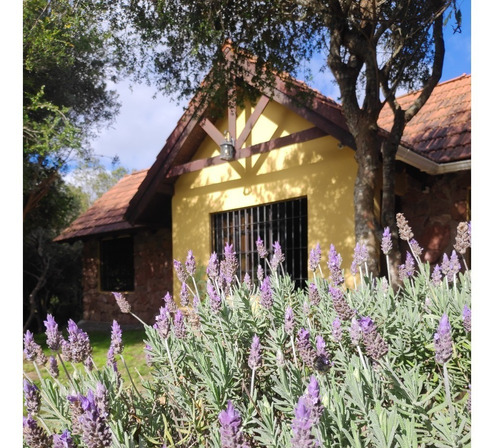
[100,237,134,291]
[211,197,308,288]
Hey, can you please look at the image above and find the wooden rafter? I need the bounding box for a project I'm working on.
[166,126,326,179]
[235,95,270,150]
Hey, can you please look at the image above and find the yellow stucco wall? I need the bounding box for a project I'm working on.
[171,97,357,293]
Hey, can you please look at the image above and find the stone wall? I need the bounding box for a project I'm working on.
[398,168,471,266]
[81,228,173,326]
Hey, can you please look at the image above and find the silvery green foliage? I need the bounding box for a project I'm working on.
[24,232,471,447]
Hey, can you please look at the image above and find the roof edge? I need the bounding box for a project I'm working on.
[396,145,471,174]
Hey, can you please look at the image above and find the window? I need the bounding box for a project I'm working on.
[211,197,308,287]
[100,237,134,292]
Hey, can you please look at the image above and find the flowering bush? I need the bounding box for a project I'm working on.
[23,216,471,447]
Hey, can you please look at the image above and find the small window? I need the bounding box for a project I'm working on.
[100,237,134,292]
[211,197,308,287]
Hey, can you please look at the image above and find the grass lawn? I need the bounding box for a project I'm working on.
[23,329,151,390]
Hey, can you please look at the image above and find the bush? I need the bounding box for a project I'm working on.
[23,218,471,448]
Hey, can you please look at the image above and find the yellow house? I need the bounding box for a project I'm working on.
[55,56,471,326]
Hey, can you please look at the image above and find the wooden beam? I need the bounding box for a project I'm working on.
[228,88,237,141]
[166,126,326,178]
[235,95,270,151]
[199,117,225,146]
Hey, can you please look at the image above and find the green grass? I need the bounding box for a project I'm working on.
[23,329,151,389]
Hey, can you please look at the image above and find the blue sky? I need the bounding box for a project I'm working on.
[89,2,471,173]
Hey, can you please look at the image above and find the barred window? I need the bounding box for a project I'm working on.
[100,237,134,292]
[211,197,308,287]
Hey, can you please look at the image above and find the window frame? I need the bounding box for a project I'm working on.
[99,235,135,292]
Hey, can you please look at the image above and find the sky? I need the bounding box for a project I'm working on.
[89,0,472,174]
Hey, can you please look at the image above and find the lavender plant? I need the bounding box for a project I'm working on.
[23,218,471,448]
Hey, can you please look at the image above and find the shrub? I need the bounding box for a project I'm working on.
[23,216,471,448]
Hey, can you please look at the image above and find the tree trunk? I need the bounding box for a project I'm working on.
[352,122,382,276]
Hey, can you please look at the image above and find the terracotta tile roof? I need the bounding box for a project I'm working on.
[54,169,149,242]
[378,74,471,164]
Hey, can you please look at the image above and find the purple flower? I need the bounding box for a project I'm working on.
[349,317,362,347]
[308,282,321,306]
[48,355,59,378]
[409,238,423,258]
[270,241,285,271]
[329,286,355,321]
[94,382,110,418]
[259,276,273,310]
[441,252,460,282]
[352,243,368,274]
[110,320,123,356]
[381,227,392,255]
[304,375,324,425]
[79,390,112,448]
[53,429,76,448]
[309,243,321,272]
[173,310,187,339]
[153,306,171,339]
[315,335,331,371]
[284,306,295,335]
[67,394,85,434]
[296,328,316,368]
[256,236,268,258]
[219,401,248,448]
[359,316,388,360]
[23,330,47,365]
[291,397,316,448]
[174,259,188,283]
[144,344,153,366]
[398,251,415,281]
[248,335,261,370]
[163,292,177,314]
[257,265,264,283]
[23,415,52,448]
[327,244,344,285]
[221,242,238,285]
[243,273,252,289]
[67,319,92,363]
[207,280,221,313]
[112,292,131,313]
[463,305,471,332]
[24,379,41,415]
[207,252,219,279]
[434,314,453,364]
[44,314,63,351]
[431,264,442,286]
[180,282,190,307]
[185,250,196,276]
[331,318,343,343]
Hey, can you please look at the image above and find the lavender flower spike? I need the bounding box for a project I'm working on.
[185,249,196,276]
[396,213,414,241]
[44,314,63,351]
[462,305,471,332]
[434,313,453,364]
[248,335,262,370]
[315,335,331,371]
[381,227,392,255]
[327,244,344,285]
[309,243,321,272]
[48,355,59,378]
[349,317,362,347]
[109,320,123,356]
[206,252,219,279]
[173,259,188,283]
[173,310,187,339]
[256,236,268,258]
[112,292,131,314]
[79,390,112,448]
[153,306,171,339]
[291,396,316,448]
[53,429,76,448]
[270,241,285,271]
[24,379,41,415]
[219,401,249,448]
[67,319,92,364]
[23,415,52,448]
[259,276,273,310]
[304,375,324,425]
[331,318,342,343]
[296,328,316,368]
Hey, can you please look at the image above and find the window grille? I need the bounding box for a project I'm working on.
[211,197,308,288]
[100,237,135,292]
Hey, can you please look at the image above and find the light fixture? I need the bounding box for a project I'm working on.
[220,130,235,161]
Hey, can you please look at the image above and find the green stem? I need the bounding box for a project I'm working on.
[163,338,178,386]
[357,345,368,371]
[57,353,78,392]
[443,363,456,430]
[250,368,256,399]
[385,254,392,287]
[131,312,147,327]
[290,335,298,368]
[120,354,143,399]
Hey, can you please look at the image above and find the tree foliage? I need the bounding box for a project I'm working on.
[115,0,461,277]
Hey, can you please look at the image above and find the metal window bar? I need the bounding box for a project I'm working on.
[211,197,308,288]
